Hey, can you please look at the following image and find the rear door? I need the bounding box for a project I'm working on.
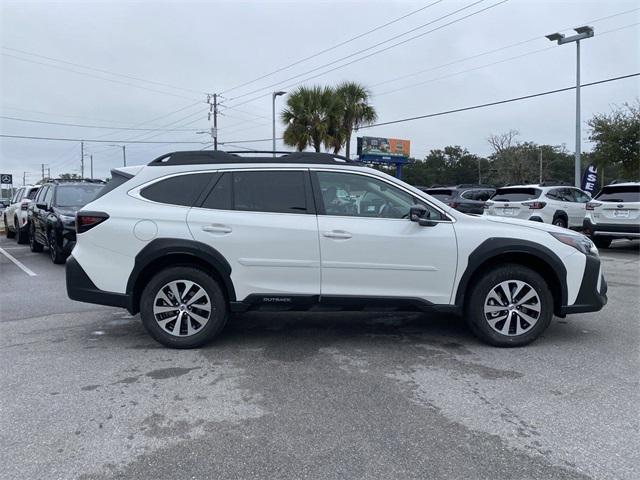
[187,169,321,302]
[568,188,590,227]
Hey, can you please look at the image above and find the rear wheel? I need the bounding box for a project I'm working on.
[48,230,67,264]
[466,264,553,347]
[593,237,612,249]
[29,224,43,252]
[16,218,29,244]
[552,216,567,228]
[140,267,228,349]
[5,215,15,239]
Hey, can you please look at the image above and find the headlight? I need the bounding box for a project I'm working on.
[60,214,75,225]
[549,232,596,255]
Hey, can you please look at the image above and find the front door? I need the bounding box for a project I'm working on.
[187,169,321,302]
[313,170,457,305]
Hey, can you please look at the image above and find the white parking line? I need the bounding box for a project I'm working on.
[0,247,37,276]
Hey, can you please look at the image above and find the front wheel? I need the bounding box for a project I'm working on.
[593,237,612,249]
[29,225,43,252]
[140,267,228,349]
[466,264,553,347]
[16,219,29,244]
[5,215,15,239]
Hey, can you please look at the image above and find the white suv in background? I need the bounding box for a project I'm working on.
[66,151,607,349]
[4,185,40,243]
[583,182,640,248]
[484,184,591,229]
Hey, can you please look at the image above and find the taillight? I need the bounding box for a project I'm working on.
[76,211,109,233]
[21,202,29,210]
[586,202,601,211]
[484,201,493,209]
[448,202,459,209]
[522,201,547,210]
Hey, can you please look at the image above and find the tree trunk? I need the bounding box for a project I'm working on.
[345,131,352,160]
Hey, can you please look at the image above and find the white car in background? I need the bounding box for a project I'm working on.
[583,182,640,248]
[484,184,591,229]
[4,185,40,243]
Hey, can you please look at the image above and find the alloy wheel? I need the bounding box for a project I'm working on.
[483,280,541,336]
[153,280,212,337]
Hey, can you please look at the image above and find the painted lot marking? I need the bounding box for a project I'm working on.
[0,246,37,276]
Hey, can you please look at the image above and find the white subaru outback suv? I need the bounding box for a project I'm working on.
[66,151,607,349]
[484,184,591,229]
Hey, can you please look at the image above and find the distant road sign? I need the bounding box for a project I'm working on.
[0,174,13,184]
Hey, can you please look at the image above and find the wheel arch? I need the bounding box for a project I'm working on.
[126,239,236,315]
[455,238,567,316]
[552,210,568,224]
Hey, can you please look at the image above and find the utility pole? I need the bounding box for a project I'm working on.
[207,94,218,150]
[47,167,50,180]
[546,26,594,187]
[81,141,85,179]
[41,164,45,182]
[90,155,94,180]
[477,158,482,184]
[23,172,26,186]
[539,149,543,183]
[122,145,126,167]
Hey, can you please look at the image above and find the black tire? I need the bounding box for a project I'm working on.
[29,224,43,252]
[48,230,67,264]
[465,264,553,347]
[5,215,15,239]
[16,220,29,244]
[140,266,228,349]
[593,237,612,249]
[552,216,567,229]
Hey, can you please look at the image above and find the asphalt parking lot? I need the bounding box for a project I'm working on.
[0,236,638,480]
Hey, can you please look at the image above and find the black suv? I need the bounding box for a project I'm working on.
[28,180,104,263]
[419,185,495,215]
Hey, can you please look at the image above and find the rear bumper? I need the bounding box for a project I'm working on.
[560,254,607,315]
[66,255,133,312]
[583,218,640,238]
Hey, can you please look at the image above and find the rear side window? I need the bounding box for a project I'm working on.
[492,188,541,201]
[233,171,308,214]
[141,173,214,207]
[595,185,640,202]
[94,171,132,200]
[26,188,39,200]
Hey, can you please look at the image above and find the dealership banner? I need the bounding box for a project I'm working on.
[357,136,410,163]
[581,164,598,194]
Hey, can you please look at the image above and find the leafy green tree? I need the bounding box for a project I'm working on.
[281,86,336,152]
[588,101,640,179]
[333,82,377,159]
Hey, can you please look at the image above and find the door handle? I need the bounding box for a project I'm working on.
[322,230,352,240]
[202,224,232,234]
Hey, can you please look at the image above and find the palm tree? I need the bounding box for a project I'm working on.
[334,82,377,160]
[281,86,336,152]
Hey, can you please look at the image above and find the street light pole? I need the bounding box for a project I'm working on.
[108,144,127,166]
[272,91,286,156]
[546,26,594,188]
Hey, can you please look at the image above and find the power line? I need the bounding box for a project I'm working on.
[220,0,445,94]
[0,134,210,144]
[0,115,209,131]
[2,52,200,101]
[224,0,509,110]
[361,72,640,128]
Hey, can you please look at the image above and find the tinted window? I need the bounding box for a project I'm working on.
[141,173,214,207]
[55,184,103,207]
[35,186,48,204]
[425,189,453,202]
[13,188,24,203]
[478,190,494,202]
[317,171,442,220]
[202,173,232,210]
[43,186,54,205]
[26,187,39,200]
[233,171,307,214]
[595,185,640,203]
[546,188,561,200]
[491,188,541,202]
[572,189,590,203]
[94,172,132,200]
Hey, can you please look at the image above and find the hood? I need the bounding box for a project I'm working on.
[484,215,574,235]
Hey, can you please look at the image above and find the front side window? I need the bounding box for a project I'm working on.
[12,188,24,203]
[233,171,308,214]
[316,171,441,220]
[43,186,54,206]
[141,173,214,207]
[26,188,39,200]
[55,184,103,207]
[35,186,48,204]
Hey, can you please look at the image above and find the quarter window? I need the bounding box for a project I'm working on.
[141,173,215,207]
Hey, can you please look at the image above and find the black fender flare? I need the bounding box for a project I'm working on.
[552,210,568,223]
[126,238,236,303]
[454,238,568,310]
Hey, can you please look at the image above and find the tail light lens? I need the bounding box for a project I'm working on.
[586,202,601,211]
[76,211,109,233]
[448,202,459,209]
[21,202,29,210]
[522,201,547,210]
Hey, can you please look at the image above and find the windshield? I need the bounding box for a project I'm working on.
[55,184,102,207]
[595,185,640,203]
[425,189,453,202]
[491,188,541,202]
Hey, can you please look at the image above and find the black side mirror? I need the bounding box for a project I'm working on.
[36,202,47,210]
[409,205,437,227]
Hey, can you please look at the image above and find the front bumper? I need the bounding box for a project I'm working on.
[560,253,608,315]
[66,255,132,312]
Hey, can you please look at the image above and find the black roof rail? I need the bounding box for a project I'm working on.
[456,183,493,189]
[147,150,360,166]
[50,178,106,184]
[538,181,572,187]
[608,179,636,185]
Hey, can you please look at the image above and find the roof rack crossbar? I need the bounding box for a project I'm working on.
[147,150,359,166]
